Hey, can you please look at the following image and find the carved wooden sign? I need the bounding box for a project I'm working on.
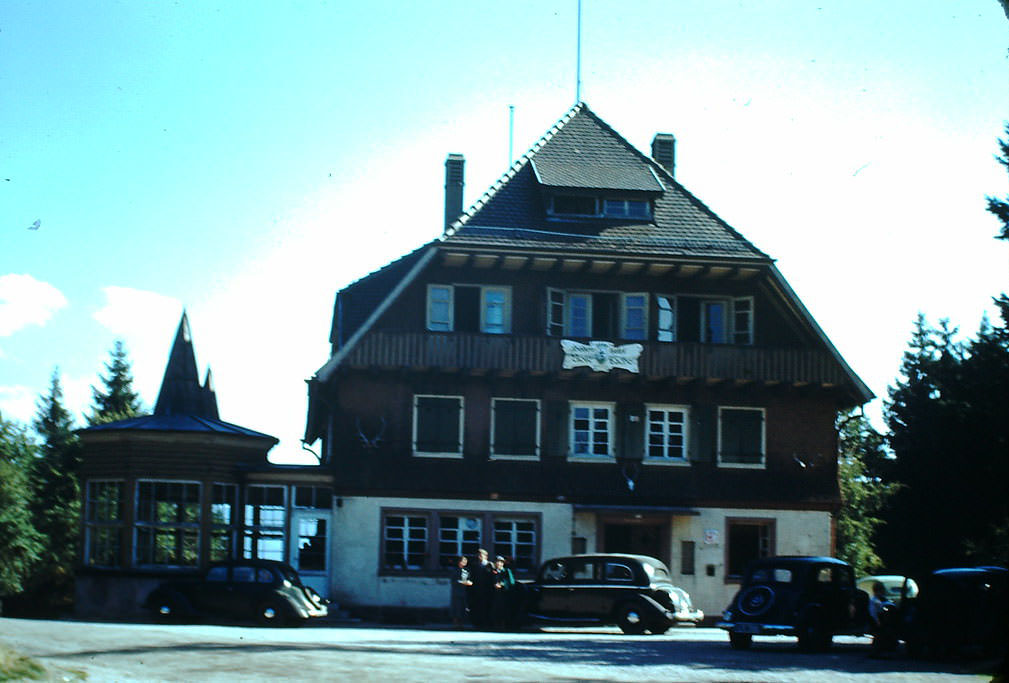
[560,340,643,373]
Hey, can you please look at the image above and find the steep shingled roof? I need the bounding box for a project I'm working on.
[443,102,769,261]
[153,312,219,419]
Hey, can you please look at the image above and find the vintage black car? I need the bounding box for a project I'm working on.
[718,556,871,651]
[521,553,702,634]
[143,559,328,626]
[901,566,1008,658]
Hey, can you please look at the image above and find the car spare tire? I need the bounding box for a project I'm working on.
[738,585,775,617]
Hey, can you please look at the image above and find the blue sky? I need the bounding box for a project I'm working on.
[2,1,1007,463]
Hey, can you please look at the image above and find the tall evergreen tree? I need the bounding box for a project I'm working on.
[881,311,1009,574]
[28,369,83,609]
[0,414,44,596]
[87,340,143,425]
[985,124,1009,240]
[835,410,896,576]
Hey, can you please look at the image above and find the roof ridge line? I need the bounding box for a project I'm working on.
[442,101,586,239]
[584,107,770,260]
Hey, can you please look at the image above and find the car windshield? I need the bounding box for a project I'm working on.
[749,566,794,584]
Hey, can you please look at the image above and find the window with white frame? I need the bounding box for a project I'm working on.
[85,480,123,567]
[481,287,510,334]
[547,289,647,341]
[134,480,201,567]
[438,514,482,568]
[621,293,648,340]
[493,518,537,572]
[243,485,286,561]
[718,407,765,467]
[426,284,511,334]
[656,295,676,342]
[210,483,237,562]
[413,395,463,457]
[733,297,754,345]
[427,285,453,332]
[383,513,428,570]
[381,510,539,575]
[570,402,614,458]
[645,405,689,462]
[491,398,540,458]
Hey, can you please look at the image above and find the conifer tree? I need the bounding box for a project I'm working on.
[87,340,143,425]
[986,124,1009,240]
[0,414,44,596]
[28,369,82,608]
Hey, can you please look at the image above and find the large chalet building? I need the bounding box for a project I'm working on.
[304,102,873,616]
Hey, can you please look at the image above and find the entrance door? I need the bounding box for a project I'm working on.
[603,523,666,563]
[290,509,331,599]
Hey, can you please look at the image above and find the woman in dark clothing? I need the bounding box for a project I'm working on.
[450,555,473,629]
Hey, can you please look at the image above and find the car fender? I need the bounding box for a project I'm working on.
[634,594,674,621]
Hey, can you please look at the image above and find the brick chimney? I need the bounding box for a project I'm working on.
[651,133,675,177]
[444,153,465,232]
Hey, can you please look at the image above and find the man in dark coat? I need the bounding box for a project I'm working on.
[469,548,495,629]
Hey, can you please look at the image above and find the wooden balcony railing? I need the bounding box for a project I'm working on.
[341,332,850,386]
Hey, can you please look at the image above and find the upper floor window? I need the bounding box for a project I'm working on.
[570,402,615,459]
[718,407,765,468]
[548,195,651,219]
[602,198,650,218]
[645,405,689,462]
[426,284,511,334]
[547,289,647,340]
[413,395,463,457]
[491,398,540,459]
[701,297,754,345]
[549,195,597,216]
[656,295,676,342]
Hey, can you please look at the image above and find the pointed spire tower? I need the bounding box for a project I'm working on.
[153,312,219,419]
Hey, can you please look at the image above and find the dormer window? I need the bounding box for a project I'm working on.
[547,194,652,219]
[549,195,597,216]
[602,198,650,218]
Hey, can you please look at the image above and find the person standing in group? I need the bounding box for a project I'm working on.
[450,555,473,629]
[469,548,495,629]
[492,555,517,630]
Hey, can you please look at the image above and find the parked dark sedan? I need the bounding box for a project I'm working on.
[900,566,1007,658]
[718,556,871,651]
[521,554,702,634]
[143,560,328,626]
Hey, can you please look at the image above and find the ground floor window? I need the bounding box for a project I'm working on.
[243,485,286,561]
[85,480,124,567]
[381,509,539,574]
[135,480,201,566]
[493,518,537,572]
[295,516,328,572]
[726,518,775,580]
[210,483,238,562]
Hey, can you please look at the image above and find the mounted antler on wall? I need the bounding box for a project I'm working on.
[355,416,386,450]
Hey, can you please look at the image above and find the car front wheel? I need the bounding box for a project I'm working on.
[616,603,648,635]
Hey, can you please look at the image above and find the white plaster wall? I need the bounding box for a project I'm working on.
[328,496,573,609]
[669,508,832,617]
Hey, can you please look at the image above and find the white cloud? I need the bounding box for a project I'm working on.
[0,384,37,424]
[0,273,68,337]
